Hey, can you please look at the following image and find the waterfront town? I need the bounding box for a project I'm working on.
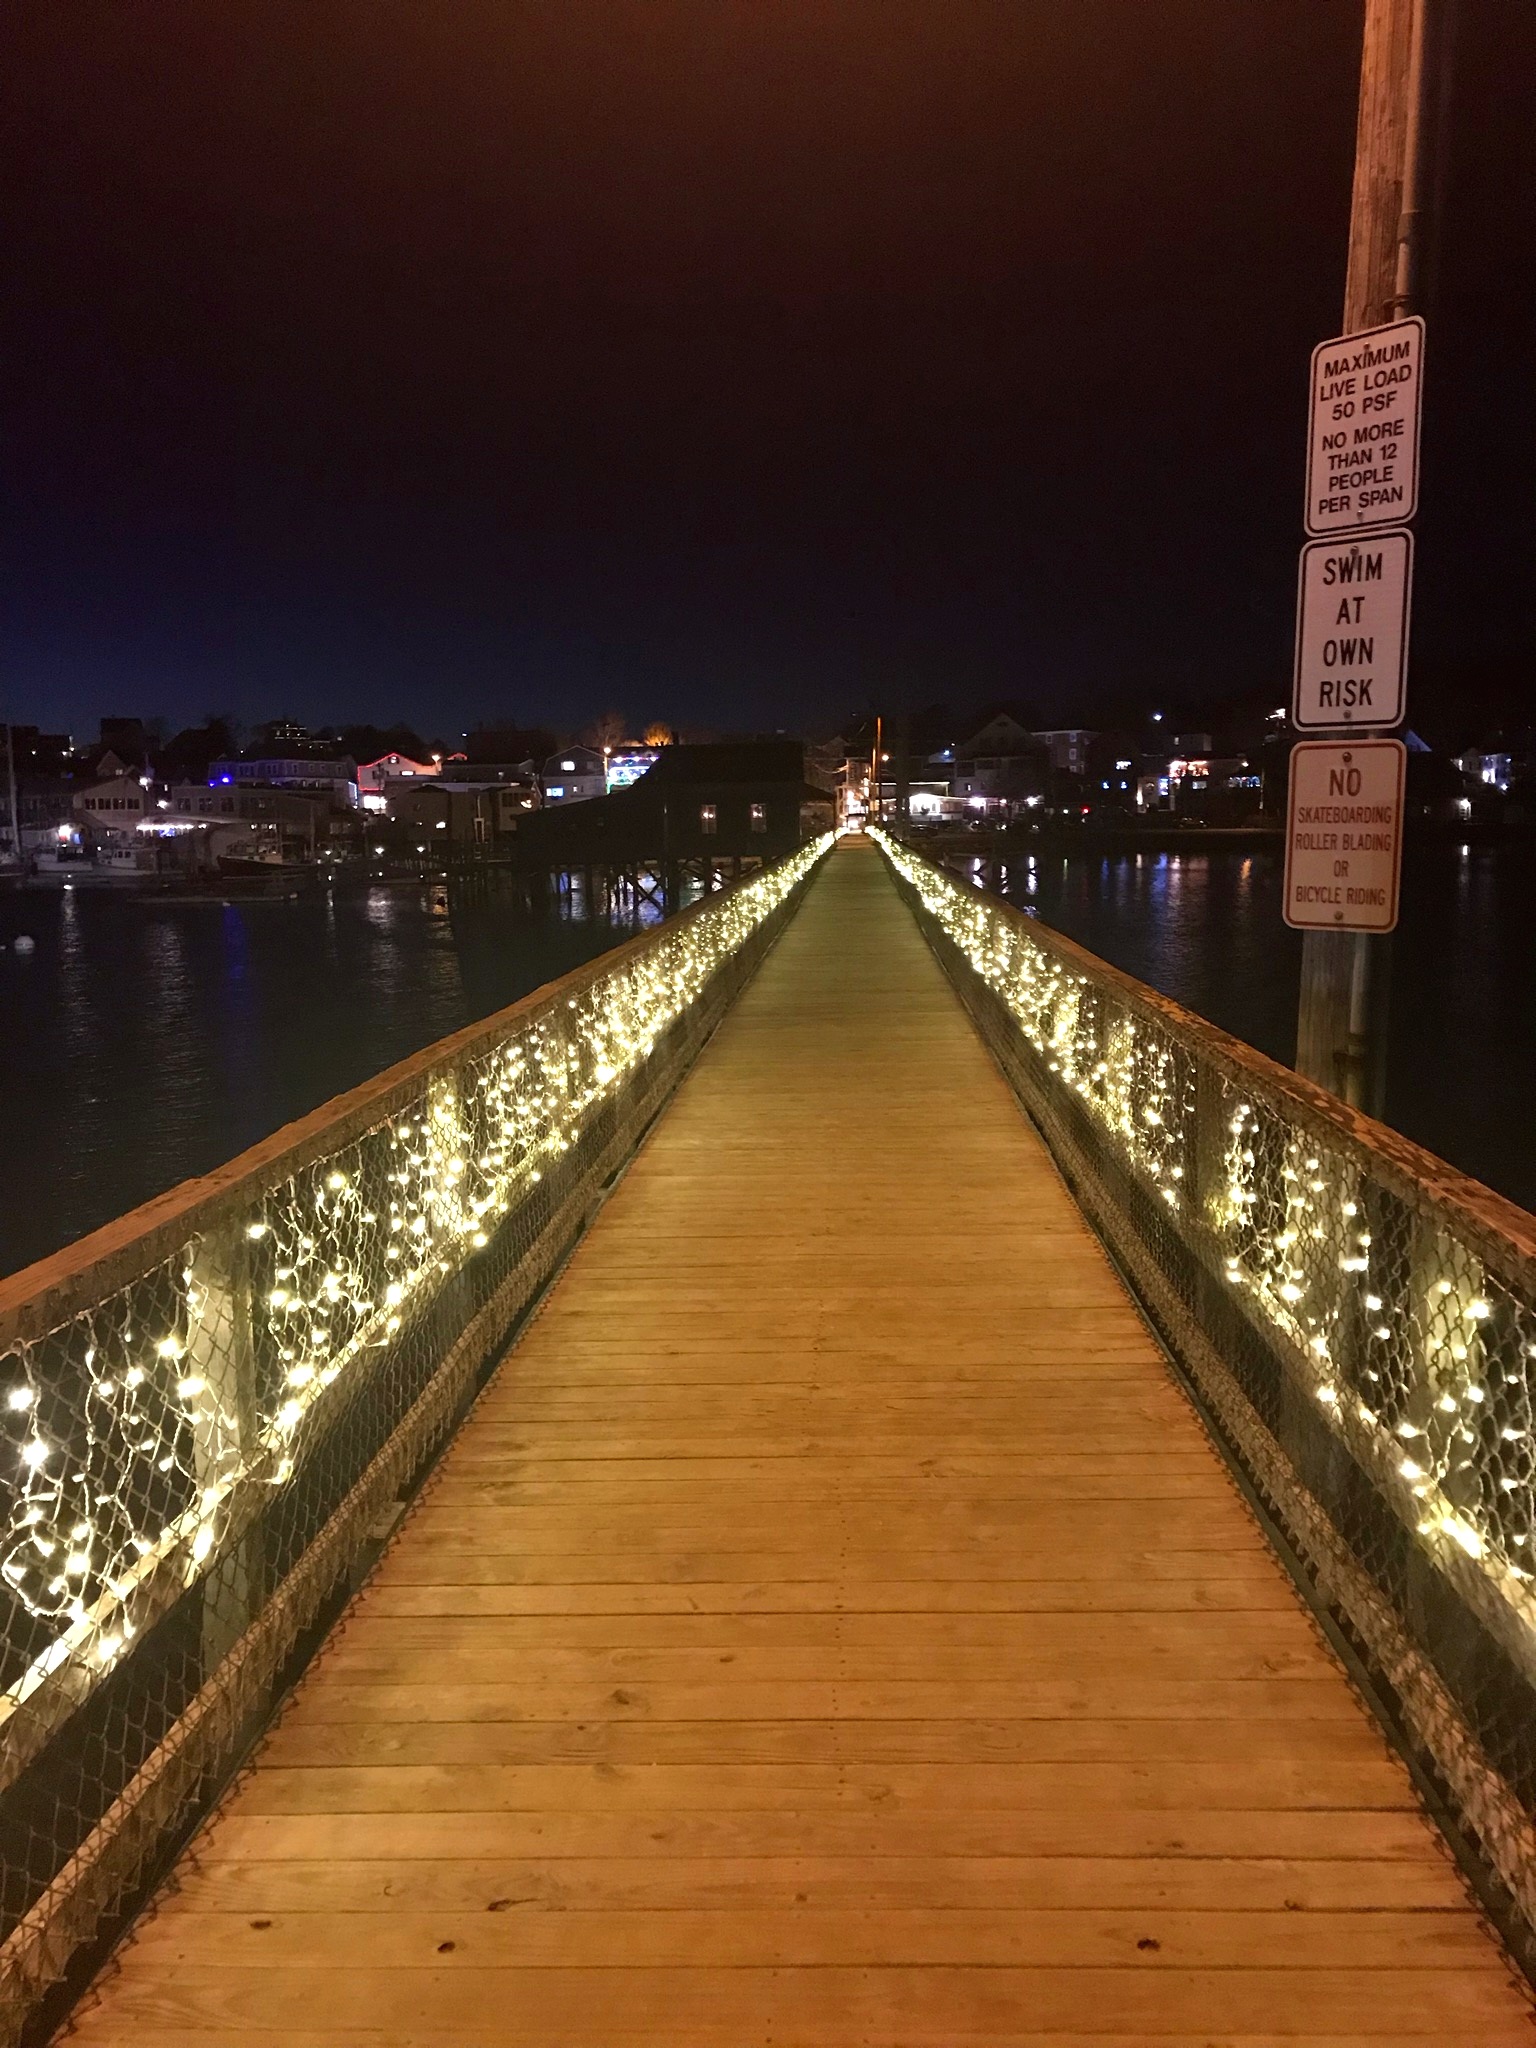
[2,698,1528,887]
[7,3,1536,2043]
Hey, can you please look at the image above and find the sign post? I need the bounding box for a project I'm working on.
[1284,739,1407,934]
[1292,0,1441,1119]
[1292,529,1412,731]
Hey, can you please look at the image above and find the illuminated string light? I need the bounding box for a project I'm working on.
[0,836,832,1719]
[870,828,1536,1627]
[873,830,1190,1212]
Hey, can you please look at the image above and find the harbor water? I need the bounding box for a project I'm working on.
[0,842,1531,1280]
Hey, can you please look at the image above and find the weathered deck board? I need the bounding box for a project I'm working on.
[62,842,1533,2044]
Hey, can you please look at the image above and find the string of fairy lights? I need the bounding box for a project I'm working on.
[874,833,1191,1205]
[0,837,832,1720]
[873,830,1536,1627]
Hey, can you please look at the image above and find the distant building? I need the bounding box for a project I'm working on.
[1031,727,1098,777]
[1084,735,1139,810]
[16,778,81,862]
[820,740,875,826]
[65,768,349,873]
[97,717,150,764]
[79,746,141,785]
[357,751,441,812]
[520,741,833,861]
[438,757,538,788]
[75,772,156,829]
[541,746,607,804]
[875,778,963,824]
[387,781,502,855]
[5,727,76,777]
[952,714,1048,816]
[433,760,541,838]
[1456,748,1517,792]
[163,781,334,857]
[1136,746,1261,814]
[71,773,161,873]
[209,754,359,806]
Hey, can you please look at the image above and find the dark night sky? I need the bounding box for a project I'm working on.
[4,2,1533,741]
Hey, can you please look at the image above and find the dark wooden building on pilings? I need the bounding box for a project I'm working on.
[512,741,834,908]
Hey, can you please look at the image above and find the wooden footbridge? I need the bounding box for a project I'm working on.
[6,839,1536,2044]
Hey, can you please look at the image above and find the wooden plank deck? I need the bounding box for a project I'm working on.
[62,840,1534,2045]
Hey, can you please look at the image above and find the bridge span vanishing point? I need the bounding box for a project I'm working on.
[4,836,1535,2043]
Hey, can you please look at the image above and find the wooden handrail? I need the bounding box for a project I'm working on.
[0,858,798,1344]
[886,828,1536,1274]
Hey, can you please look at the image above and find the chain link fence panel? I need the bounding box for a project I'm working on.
[875,828,1536,1952]
[0,837,831,2041]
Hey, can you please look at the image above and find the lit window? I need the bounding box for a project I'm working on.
[546,786,565,799]
[750,802,766,833]
[560,759,576,772]
[700,803,717,836]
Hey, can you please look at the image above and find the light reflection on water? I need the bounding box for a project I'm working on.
[0,846,1531,1277]
[995,849,1300,1066]
[992,842,1536,1215]
[0,874,672,1278]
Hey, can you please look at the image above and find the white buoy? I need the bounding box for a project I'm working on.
[13,936,36,954]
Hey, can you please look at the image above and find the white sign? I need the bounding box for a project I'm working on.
[1305,316,1423,536]
[1284,740,1406,933]
[1292,529,1412,730]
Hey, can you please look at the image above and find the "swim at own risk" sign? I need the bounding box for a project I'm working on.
[1292,529,1412,730]
[1284,739,1406,934]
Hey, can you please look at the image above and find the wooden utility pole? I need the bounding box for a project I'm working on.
[893,710,912,828]
[1294,0,1435,1114]
[4,725,20,872]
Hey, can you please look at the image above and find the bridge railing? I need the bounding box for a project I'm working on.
[0,836,830,2038]
[876,828,1536,1947]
